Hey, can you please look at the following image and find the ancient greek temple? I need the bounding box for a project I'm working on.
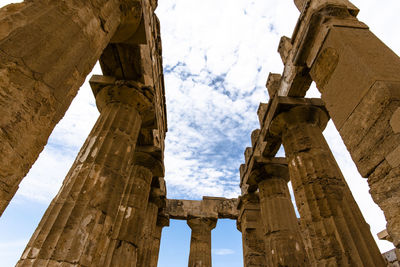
[0,0,400,266]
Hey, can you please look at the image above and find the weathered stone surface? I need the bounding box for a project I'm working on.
[16,82,154,266]
[99,0,167,142]
[167,197,238,220]
[369,160,400,248]
[304,5,400,246]
[0,0,143,215]
[237,193,267,267]
[270,104,386,266]
[240,97,325,194]
[250,161,309,266]
[137,184,166,267]
[277,36,292,65]
[187,217,217,267]
[149,212,169,267]
[382,248,400,267]
[266,73,281,99]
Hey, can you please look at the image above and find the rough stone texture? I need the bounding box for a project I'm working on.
[16,82,156,266]
[137,184,166,267]
[266,73,281,99]
[167,197,238,220]
[236,193,267,267]
[149,212,169,267]
[99,0,167,145]
[240,97,325,194]
[382,248,400,267]
[269,104,386,266]
[0,0,143,215]
[187,217,217,267]
[250,161,310,266]
[286,0,400,249]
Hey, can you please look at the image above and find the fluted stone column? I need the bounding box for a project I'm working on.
[269,105,386,266]
[237,193,267,267]
[17,81,155,266]
[249,160,309,266]
[293,0,400,247]
[149,212,170,267]
[0,0,143,216]
[137,186,165,267]
[100,152,163,267]
[187,217,217,267]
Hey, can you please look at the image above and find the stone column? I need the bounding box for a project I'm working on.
[295,0,400,248]
[0,0,143,215]
[269,105,386,266]
[16,81,156,266]
[101,152,163,267]
[137,186,165,267]
[149,212,170,267]
[187,217,217,267]
[237,193,267,267]
[249,160,309,266]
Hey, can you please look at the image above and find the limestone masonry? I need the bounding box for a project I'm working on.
[0,0,400,266]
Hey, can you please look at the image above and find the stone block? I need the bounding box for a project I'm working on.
[266,73,282,99]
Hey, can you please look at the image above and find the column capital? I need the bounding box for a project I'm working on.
[248,157,289,185]
[237,193,261,232]
[89,75,154,114]
[156,211,170,228]
[237,193,260,211]
[133,151,164,177]
[149,187,166,209]
[187,217,217,232]
[269,105,329,137]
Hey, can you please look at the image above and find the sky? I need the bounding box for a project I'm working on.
[1,0,400,266]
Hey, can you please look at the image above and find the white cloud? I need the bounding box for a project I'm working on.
[212,248,235,256]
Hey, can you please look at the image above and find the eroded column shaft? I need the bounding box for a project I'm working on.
[149,213,170,267]
[16,84,149,266]
[237,193,267,267]
[0,0,143,215]
[308,9,400,248]
[271,105,385,266]
[137,187,165,267]
[100,163,153,267]
[258,175,309,266]
[187,217,217,267]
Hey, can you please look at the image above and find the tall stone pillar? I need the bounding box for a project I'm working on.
[137,185,166,267]
[16,81,157,266]
[0,0,143,216]
[149,212,170,267]
[269,104,386,266]
[187,217,217,267]
[294,0,400,247]
[236,193,267,267]
[249,160,309,266]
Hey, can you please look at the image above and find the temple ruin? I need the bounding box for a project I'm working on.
[0,0,400,266]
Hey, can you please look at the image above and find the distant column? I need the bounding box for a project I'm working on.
[270,104,386,266]
[237,193,267,267]
[0,0,142,215]
[187,217,217,267]
[16,80,156,266]
[249,160,309,266]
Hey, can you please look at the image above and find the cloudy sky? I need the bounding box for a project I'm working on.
[1,0,400,266]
